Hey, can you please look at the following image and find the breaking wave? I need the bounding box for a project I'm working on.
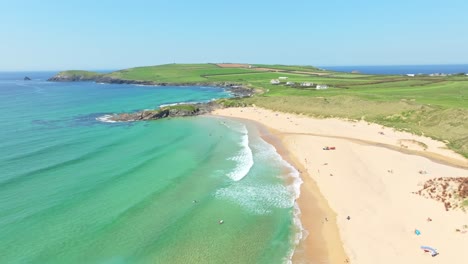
[226,125,254,181]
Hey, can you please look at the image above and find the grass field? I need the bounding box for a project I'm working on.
[57,64,468,157]
[59,70,103,79]
[106,64,255,83]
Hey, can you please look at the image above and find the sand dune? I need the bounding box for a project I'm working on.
[212,107,468,264]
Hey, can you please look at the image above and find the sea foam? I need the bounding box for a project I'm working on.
[95,115,117,123]
[159,101,198,108]
[238,135,305,261]
[259,143,305,264]
[226,125,254,181]
[215,130,303,218]
[251,137,303,201]
[215,183,294,215]
[159,98,215,108]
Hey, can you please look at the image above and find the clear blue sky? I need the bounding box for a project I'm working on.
[1,0,468,70]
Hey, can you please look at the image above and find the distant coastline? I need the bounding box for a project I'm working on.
[321,64,468,75]
[45,63,468,158]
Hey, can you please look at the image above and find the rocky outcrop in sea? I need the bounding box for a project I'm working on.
[108,102,221,122]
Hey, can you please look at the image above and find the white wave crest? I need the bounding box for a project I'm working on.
[284,202,309,264]
[226,125,253,181]
[215,183,294,215]
[159,102,194,108]
[159,99,215,108]
[251,138,303,200]
[250,137,305,262]
[96,115,117,123]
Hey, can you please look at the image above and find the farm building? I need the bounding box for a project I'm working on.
[316,84,329,90]
[270,79,280,85]
[300,82,313,87]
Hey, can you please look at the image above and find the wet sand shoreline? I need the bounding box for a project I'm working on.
[212,107,468,264]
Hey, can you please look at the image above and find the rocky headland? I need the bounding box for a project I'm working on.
[48,71,103,82]
[48,71,253,122]
[48,72,253,97]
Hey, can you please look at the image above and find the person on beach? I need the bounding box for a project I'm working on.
[346,216,351,220]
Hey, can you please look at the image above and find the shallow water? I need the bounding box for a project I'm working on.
[0,73,301,263]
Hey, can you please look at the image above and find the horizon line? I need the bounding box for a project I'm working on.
[2,62,468,72]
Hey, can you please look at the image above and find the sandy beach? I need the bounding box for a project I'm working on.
[212,107,468,264]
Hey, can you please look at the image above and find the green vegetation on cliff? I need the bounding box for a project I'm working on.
[161,104,198,112]
[54,70,103,80]
[52,63,468,157]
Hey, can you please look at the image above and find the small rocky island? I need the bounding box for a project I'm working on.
[24,76,31,81]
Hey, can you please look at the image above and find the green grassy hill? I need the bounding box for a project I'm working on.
[106,64,255,83]
[55,63,468,157]
[52,70,103,80]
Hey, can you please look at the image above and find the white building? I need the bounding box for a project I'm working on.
[286,81,295,86]
[300,82,313,87]
[278,77,288,80]
[406,74,415,77]
[270,79,280,85]
[316,84,328,90]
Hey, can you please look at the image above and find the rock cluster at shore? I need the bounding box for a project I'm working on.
[109,102,221,122]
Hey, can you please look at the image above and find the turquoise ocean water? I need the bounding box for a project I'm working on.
[0,73,302,264]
